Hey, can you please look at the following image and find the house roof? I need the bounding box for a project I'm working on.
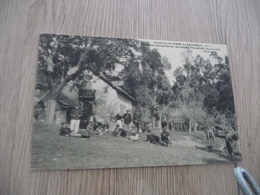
[57,93,78,109]
[34,89,49,106]
[100,74,136,103]
[34,89,77,109]
[87,68,136,103]
[110,80,136,103]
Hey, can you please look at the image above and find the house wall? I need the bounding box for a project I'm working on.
[89,76,134,116]
[52,76,134,124]
[54,110,68,124]
[115,93,133,115]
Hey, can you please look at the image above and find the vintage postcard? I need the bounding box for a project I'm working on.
[31,34,241,170]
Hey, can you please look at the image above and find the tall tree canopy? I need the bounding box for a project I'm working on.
[37,34,144,123]
[37,34,173,124]
[172,50,235,129]
[119,47,173,123]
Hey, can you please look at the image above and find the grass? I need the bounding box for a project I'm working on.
[31,123,239,171]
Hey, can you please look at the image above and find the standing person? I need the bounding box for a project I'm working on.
[123,110,132,131]
[133,112,141,133]
[116,113,122,128]
[87,113,96,131]
[161,121,168,131]
[225,133,234,158]
[69,105,83,133]
[205,126,215,148]
[109,111,117,131]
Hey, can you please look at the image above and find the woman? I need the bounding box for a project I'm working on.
[109,111,117,131]
[116,113,122,128]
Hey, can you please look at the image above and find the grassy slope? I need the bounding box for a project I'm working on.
[31,123,236,171]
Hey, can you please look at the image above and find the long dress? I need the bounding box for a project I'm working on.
[109,114,117,131]
[116,114,122,128]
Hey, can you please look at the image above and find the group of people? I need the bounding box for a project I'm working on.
[110,121,172,147]
[110,110,132,131]
[68,105,101,133]
[205,126,237,158]
[109,110,171,144]
[60,106,134,137]
[59,105,94,138]
[63,106,237,157]
[59,123,89,138]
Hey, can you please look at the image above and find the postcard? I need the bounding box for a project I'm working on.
[31,34,241,170]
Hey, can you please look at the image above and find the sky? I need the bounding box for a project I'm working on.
[140,39,229,86]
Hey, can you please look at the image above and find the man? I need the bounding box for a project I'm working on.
[118,128,127,137]
[161,129,171,147]
[60,123,72,136]
[146,130,160,145]
[122,110,132,131]
[225,133,234,158]
[111,124,127,137]
[161,121,168,131]
[133,112,141,133]
[205,126,215,148]
[70,105,83,133]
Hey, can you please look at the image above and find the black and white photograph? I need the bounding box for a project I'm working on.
[31,34,242,170]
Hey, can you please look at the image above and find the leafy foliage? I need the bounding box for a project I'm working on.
[172,50,236,130]
[37,34,236,130]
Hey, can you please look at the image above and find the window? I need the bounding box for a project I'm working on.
[120,104,125,115]
[86,81,92,89]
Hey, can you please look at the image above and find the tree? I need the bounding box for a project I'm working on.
[172,50,236,131]
[120,47,173,125]
[37,34,141,124]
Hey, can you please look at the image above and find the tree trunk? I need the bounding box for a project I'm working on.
[188,119,191,133]
[46,97,56,124]
[152,117,155,128]
[194,121,197,132]
[159,114,162,129]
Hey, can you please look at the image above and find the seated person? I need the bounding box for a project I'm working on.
[161,129,170,146]
[112,124,127,137]
[60,123,90,138]
[112,124,120,136]
[128,132,139,141]
[59,123,72,136]
[146,130,160,145]
[118,128,127,137]
[102,124,109,132]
